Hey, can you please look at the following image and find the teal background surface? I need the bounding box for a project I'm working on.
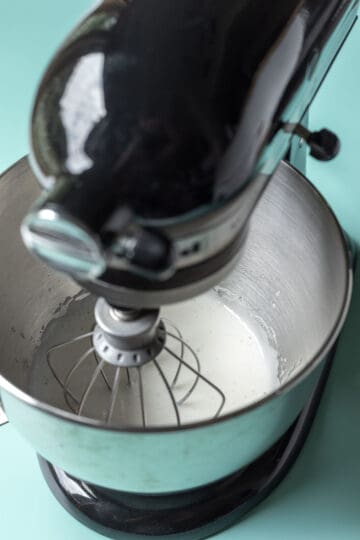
[0,1,359,538]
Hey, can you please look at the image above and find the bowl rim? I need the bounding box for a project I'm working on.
[0,158,354,434]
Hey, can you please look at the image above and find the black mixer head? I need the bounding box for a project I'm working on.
[21,0,344,307]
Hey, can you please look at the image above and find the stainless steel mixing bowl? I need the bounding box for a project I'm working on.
[0,158,352,493]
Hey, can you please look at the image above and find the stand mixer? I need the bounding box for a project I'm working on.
[0,1,358,538]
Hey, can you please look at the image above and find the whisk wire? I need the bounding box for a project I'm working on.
[164,344,226,418]
[161,318,185,388]
[166,331,201,406]
[63,347,95,406]
[153,358,181,426]
[46,332,94,408]
[107,367,121,424]
[94,350,112,391]
[138,367,146,428]
[78,357,106,416]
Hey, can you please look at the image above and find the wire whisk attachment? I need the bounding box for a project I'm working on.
[46,300,225,427]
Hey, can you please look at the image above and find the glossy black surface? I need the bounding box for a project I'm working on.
[31,0,341,225]
[308,129,341,161]
[38,344,335,539]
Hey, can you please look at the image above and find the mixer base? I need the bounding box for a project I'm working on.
[38,342,336,540]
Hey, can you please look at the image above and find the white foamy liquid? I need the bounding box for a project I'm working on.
[145,290,281,425]
[31,290,280,427]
